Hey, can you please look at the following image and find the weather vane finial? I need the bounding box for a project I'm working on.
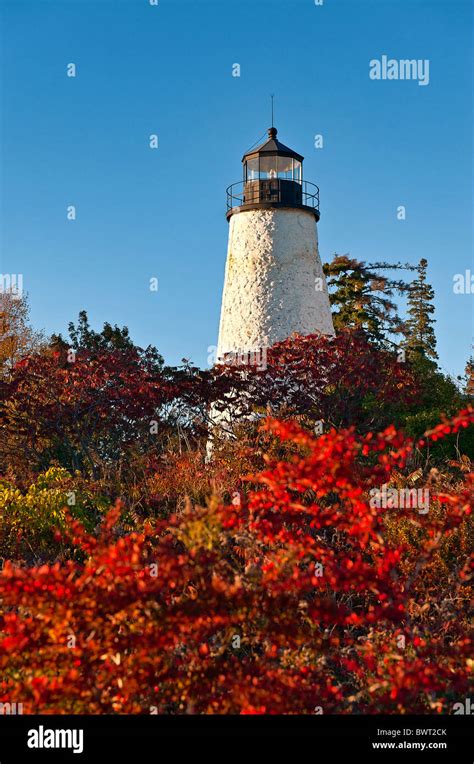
[271,94,274,128]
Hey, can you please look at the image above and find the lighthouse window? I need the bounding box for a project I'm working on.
[246,158,259,181]
[259,155,277,179]
[245,156,302,182]
[277,156,293,180]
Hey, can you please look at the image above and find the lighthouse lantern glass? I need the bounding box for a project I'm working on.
[277,157,302,182]
[244,154,302,183]
[246,158,259,181]
[258,155,276,179]
[277,156,293,179]
[245,156,303,181]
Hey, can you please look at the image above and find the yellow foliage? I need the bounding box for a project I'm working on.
[0,467,106,562]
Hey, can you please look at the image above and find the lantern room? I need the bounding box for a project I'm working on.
[226,127,320,221]
[243,127,303,182]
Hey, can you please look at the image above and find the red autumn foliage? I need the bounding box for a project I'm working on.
[0,408,471,714]
[210,329,421,430]
[0,348,179,477]
[0,329,441,489]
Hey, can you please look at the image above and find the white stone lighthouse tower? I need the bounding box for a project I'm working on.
[216,126,334,362]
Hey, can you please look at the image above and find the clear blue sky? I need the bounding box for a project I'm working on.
[1,0,472,377]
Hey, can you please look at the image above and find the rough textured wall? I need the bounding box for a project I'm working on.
[216,207,334,358]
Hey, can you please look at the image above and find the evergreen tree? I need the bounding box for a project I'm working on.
[65,310,134,351]
[323,255,415,347]
[51,310,164,370]
[401,258,438,360]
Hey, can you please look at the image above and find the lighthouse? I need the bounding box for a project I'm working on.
[216,126,334,364]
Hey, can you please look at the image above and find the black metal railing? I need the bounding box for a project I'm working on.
[226,179,320,214]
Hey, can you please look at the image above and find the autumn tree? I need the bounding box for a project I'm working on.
[0,293,45,376]
[0,348,179,481]
[209,329,421,437]
[401,258,438,360]
[464,357,474,397]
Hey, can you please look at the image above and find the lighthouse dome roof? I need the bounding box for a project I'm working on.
[242,127,304,163]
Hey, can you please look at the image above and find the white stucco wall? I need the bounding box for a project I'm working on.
[216,207,334,359]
